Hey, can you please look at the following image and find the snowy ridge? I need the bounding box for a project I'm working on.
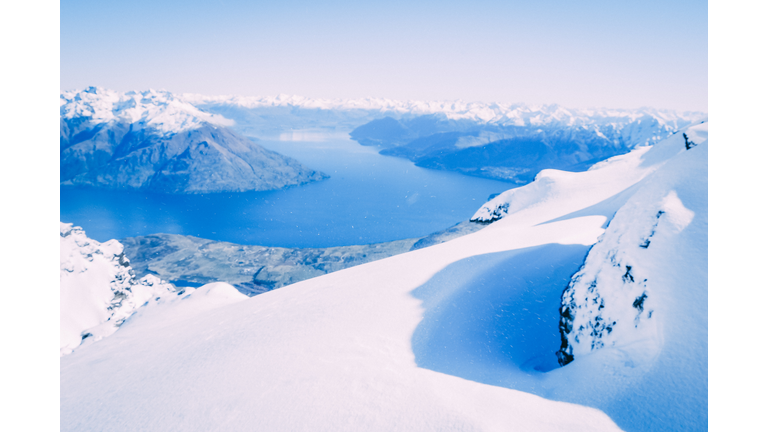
[470,148,656,224]
[59,135,673,430]
[61,87,705,141]
[60,110,707,431]
[470,120,707,223]
[182,92,703,132]
[60,87,234,134]
[60,222,248,356]
[60,222,188,355]
[557,121,707,367]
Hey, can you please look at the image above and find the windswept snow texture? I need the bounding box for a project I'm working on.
[60,87,327,193]
[419,121,707,431]
[412,244,590,375]
[60,121,706,432]
[556,122,708,431]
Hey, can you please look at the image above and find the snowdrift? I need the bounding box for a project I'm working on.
[61,121,707,431]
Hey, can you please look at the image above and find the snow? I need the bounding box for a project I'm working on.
[470,146,655,223]
[60,122,707,430]
[61,87,703,149]
[555,126,708,430]
[60,222,182,356]
[62,216,620,432]
[182,92,703,132]
[469,122,707,431]
[60,87,235,134]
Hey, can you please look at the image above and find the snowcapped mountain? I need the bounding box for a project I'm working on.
[181,91,703,184]
[60,87,327,193]
[60,115,707,430]
[61,221,176,355]
[182,92,701,128]
[61,87,235,135]
[60,222,247,356]
[351,110,703,184]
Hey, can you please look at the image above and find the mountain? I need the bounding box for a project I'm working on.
[182,93,702,142]
[60,221,247,356]
[180,92,703,185]
[469,120,707,431]
[60,117,707,430]
[60,87,328,193]
[179,93,527,138]
[353,108,704,184]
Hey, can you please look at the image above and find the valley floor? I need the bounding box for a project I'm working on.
[120,221,485,296]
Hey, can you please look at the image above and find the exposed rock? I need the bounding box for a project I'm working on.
[60,222,178,356]
[556,121,706,367]
[60,87,328,194]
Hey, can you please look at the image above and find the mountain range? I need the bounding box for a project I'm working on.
[61,87,706,189]
[179,91,704,184]
[60,119,707,431]
[60,87,327,194]
[350,109,703,184]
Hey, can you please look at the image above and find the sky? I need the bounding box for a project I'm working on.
[61,0,707,111]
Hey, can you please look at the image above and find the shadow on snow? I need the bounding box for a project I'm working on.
[410,243,659,431]
[411,244,588,386]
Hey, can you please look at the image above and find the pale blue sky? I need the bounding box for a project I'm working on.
[61,0,707,111]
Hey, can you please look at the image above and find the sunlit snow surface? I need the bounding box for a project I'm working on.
[60,87,234,134]
[61,122,706,431]
[59,222,181,355]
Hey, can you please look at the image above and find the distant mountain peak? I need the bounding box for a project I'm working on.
[60,87,235,134]
[180,92,705,127]
[59,87,327,194]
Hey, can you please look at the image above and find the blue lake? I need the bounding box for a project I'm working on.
[60,137,515,248]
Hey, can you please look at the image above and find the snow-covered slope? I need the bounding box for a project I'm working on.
[60,222,249,356]
[61,222,174,355]
[60,87,327,193]
[60,121,707,431]
[553,122,707,430]
[557,137,706,364]
[465,121,707,431]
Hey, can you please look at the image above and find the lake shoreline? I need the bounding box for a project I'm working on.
[121,220,487,296]
[61,137,513,248]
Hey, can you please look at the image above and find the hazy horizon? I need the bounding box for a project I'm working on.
[61,0,707,112]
